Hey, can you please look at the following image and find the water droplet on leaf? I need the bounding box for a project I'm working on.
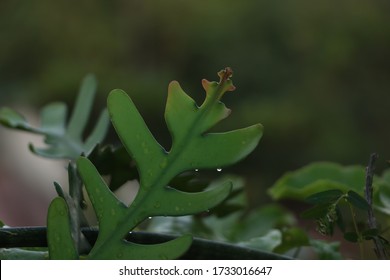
[217,168,222,172]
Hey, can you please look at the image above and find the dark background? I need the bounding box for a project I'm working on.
[1,0,390,224]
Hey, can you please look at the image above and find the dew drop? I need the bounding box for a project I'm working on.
[194,169,199,172]
[217,168,222,172]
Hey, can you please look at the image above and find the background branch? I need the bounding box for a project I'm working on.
[364,153,388,259]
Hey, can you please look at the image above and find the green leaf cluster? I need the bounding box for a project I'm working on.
[302,189,368,236]
[147,179,345,259]
[0,74,109,159]
[268,162,368,200]
[268,161,390,258]
[147,175,313,258]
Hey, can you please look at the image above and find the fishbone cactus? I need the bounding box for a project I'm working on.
[47,68,263,259]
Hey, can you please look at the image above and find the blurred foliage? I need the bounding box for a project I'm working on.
[268,162,368,200]
[0,74,109,159]
[1,0,390,205]
[146,174,343,259]
[269,161,390,258]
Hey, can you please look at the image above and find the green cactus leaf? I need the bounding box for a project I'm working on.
[52,68,262,259]
[47,197,78,260]
[0,74,109,159]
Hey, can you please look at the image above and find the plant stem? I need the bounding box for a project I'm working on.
[348,203,364,259]
[68,162,91,253]
[365,153,377,228]
[364,153,388,259]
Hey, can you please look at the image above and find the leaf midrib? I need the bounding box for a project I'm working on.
[89,84,227,258]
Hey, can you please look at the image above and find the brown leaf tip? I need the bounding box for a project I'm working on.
[218,67,233,84]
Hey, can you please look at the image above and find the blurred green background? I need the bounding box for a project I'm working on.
[1,0,390,208]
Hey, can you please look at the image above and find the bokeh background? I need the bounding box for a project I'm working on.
[1,0,390,226]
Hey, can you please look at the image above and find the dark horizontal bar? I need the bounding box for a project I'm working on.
[0,227,291,260]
